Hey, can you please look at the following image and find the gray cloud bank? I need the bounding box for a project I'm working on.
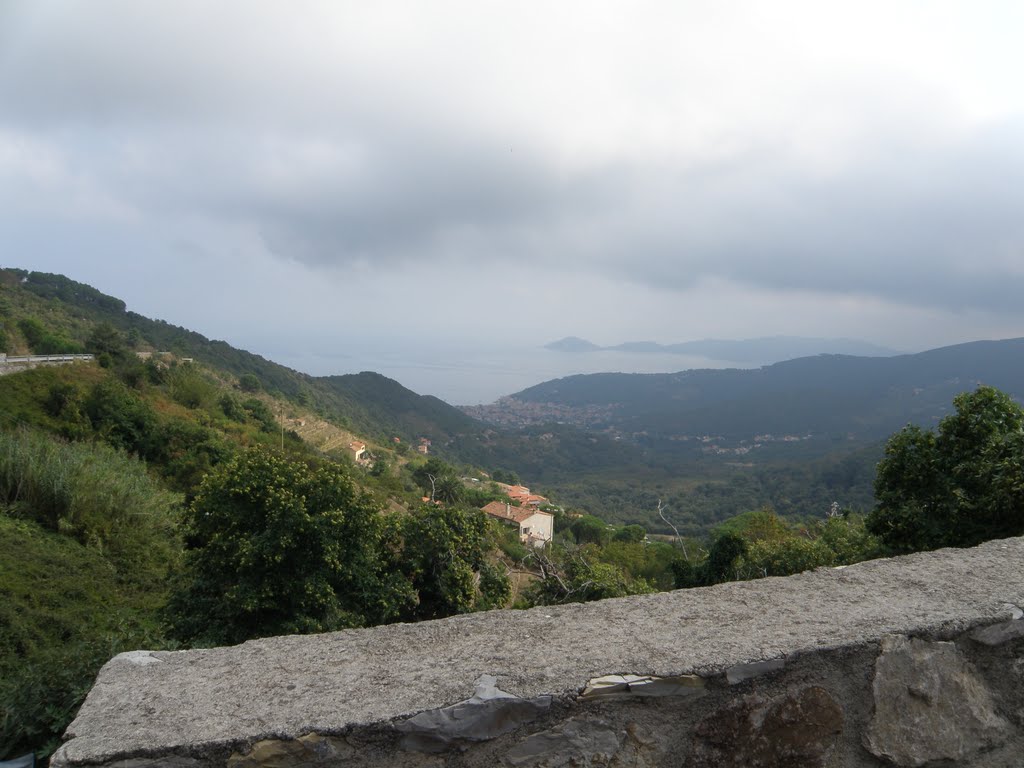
[2,0,1024,371]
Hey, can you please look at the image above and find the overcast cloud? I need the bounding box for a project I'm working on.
[2,1,1024,401]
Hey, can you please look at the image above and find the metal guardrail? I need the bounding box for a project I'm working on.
[0,353,95,364]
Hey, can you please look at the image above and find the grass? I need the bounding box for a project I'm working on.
[0,429,182,584]
[0,431,184,760]
[0,514,173,761]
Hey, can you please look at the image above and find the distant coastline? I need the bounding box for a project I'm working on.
[544,335,902,363]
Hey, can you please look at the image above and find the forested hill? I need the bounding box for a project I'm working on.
[503,339,1024,440]
[0,269,486,451]
[320,372,482,440]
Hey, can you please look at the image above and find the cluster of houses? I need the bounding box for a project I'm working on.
[352,436,553,548]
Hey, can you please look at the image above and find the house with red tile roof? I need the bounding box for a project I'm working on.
[481,501,553,548]
[494,483,550,508]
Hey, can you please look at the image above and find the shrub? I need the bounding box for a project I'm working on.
[0,516,171,762]
[238,373,261,393]
[167,448,411,645]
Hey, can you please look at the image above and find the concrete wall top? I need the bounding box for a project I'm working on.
[55,537,1024,766]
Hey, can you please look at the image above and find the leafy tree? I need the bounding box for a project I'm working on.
[714,508,789,544]
[242,397,277,432]
[491,468,520,485]
[84,379,160,457]
[868,387,1024,552]
[166,365,218,409]
[594,539,683,590]
[433,474,464,505]
[155,418,233,492]
[673,531,748,588]
[86,322,128,363]
[570,514,612,546]
[817,513,881,563]
[399,505,510,619]
[701,532,747,584]
[167,448,412,645]
[238,373,262,393]
[612,524,647,544]
[673,508,879,587]
[411,457,463,503]
[219,393,248,423]
[411,457,453,489]
[44,380,82,418]
[125,327,143,348]
[742,537,835,578]
[475,561,513,611]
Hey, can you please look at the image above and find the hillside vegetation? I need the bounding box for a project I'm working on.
[463,337,1024,530]
[0,270,681,760]
[3,269,1023,762]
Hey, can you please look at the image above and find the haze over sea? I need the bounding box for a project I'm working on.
[271,342,733,406]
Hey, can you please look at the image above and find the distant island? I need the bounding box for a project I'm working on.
[544,335,902,364]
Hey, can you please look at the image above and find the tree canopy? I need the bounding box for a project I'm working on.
[167,447,413,645]
[867,386,1024,552]
[167,448,513,645]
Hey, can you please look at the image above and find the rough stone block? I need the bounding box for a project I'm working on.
[396,674,551,753]
[725,658,785,685]
[969,618,1024,647]
[864,634,1010,767]
[691,686,842,767]
[504,718,662,768]
[227,733,354,767]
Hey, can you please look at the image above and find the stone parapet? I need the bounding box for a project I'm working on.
[53,537,1024,767]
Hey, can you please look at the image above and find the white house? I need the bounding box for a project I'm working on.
[481,501,554,548]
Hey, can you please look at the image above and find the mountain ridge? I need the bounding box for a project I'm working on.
[544,335,902,362]
[491,338,1024,443]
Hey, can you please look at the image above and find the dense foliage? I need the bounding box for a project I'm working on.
[868,386,1024,552]
[672,508,881,588]
[0,429,181,582]
[0,432,179,760]
[400,504,510,619]
[168,449,512,645]
[167,448,411,643]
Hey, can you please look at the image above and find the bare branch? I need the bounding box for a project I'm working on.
[657,498,690,563]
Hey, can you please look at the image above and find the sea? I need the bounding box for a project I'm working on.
[270,342,744,406]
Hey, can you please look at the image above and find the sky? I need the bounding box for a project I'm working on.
[2,1,1024,402]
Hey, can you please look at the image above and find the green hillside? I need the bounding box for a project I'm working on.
[1,269,489,449]
[0,269,517,760]
[4,267,1023,762]
[508,339,1024,440]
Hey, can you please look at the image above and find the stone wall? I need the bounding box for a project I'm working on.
[53,538,1024,767]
